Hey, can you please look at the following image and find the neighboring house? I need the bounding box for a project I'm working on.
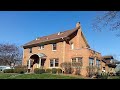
[101,56,118,74]
[22,22,105,76]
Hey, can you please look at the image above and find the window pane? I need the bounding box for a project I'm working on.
[78,57,82,62]
[52,43,57,50]
[96,60,100,67]
[39,45,44,49]
[70,43,74,50]
[55,59,59,67]
[72,58,76,62]
[29,48,32,53]
[89,58,94,66]
[50,60,54,67]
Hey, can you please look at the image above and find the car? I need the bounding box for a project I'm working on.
[0,66,11,72]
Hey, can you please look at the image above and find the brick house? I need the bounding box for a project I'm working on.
[22,22,113,76]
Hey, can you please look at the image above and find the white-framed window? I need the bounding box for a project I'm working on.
[50,59,54,67]
[50,58,59,67]
[52,43,57,51]
[89,58,94,66]
[29,47,32,53]
[72,57,82,62]
[70,42,74,50]
[39,45,44,50]
[96,59,100,68]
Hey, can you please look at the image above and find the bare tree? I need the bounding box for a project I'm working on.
[0,43,22,67]
[92,11,120,36]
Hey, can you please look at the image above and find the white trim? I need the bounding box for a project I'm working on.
[50,59,59,68]
[39,58,41,68]
[28,59,31,69]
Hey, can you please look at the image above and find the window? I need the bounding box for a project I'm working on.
[70,42,74,50]
[78,57,82,62]
[50,60,54,67]
[96,59,100,68]
[89,58,94,66]
[72,58,76,62]
[52,43,57,51]
[39,45,44,49]
[29,47,32,53]
[72,57,82,63]
[55,59,59,67]
[50,58,59,67]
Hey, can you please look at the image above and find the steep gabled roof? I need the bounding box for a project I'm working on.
[23,27,79,48]
[102,55,113,59]
[23,22,90,48]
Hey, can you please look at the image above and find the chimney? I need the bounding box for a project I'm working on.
[76,22,80,28]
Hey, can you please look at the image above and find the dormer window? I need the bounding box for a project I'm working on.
[39,45,44,50]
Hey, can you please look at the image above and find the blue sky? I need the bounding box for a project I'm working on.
[0,11,120,60]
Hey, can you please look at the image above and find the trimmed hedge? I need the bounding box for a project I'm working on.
[34,68,45,74]
[57,68,62,74]
[46,69,52,73]
[3,69,14,73]
[3,65,27,74]
[14,68,27,74]
[52,68,57,74]
[14,65,27,74]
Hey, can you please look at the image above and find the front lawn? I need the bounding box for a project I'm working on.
[0,73,84,79]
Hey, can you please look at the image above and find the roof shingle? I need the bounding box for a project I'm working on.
[23,27,79,48]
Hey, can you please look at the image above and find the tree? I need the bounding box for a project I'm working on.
[92,11,120,36]
[0,43,22,67]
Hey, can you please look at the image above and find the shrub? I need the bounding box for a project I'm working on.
[116,71,120,76]
[14,68,27,74]
[14,65,27,74]
[52,68,57,74]
[46,69,52,73]
[39,69,45,74]
[57,68,62,74]
[34,68,45,74]
[34,68,40,74]
[100,72,108,79]
[3,69,14,73]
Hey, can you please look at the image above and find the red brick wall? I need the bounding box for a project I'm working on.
[23,27,105,76]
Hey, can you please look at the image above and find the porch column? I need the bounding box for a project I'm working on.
[39,58,41,68]
[28,59,31,69]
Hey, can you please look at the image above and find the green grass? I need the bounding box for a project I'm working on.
[107,76,120,79]
[0,73,84,79]
[0,73,17,79]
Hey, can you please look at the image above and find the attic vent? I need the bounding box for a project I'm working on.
[36,38,39,40]
[58,32,61,35]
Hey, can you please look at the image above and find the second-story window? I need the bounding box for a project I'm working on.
[96,59,100,68]
[89,58,94,66]
[72,57,82,62]
[52,43,57,51]
[29,47,32,53]
[70,42,74,50]
[39,45,44,50]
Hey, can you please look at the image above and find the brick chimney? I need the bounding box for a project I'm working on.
[76,22,80,28]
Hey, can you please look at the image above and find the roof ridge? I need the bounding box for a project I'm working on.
[37,27,77,39]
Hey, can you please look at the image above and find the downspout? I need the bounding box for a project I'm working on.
[62,37,65,63]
